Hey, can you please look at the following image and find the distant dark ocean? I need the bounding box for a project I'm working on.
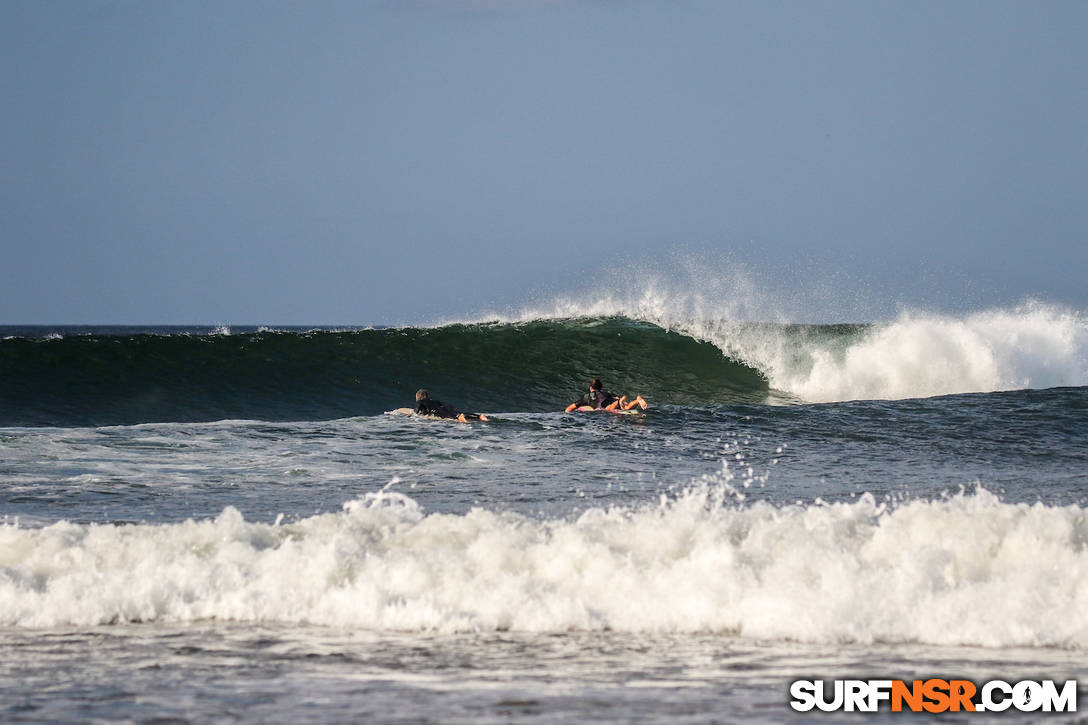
[2,305,1087,722]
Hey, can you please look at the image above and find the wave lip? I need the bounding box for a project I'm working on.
[3,486,1087,648]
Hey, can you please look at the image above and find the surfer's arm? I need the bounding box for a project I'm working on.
[565,403,577,412]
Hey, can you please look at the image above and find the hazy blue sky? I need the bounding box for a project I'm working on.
[3,0,1086,324]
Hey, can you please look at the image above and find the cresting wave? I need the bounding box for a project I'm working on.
[504,295,1088,404]
[2,482,1087,647]
[2,300,1084,425]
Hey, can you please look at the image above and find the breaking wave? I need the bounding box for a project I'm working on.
[2,299,1084,426]
[2,481,1086,648]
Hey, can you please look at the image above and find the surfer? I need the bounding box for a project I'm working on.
[564,379,647,412]
[414,389,488,422]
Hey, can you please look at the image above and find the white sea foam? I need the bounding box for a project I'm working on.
[2,481,1086,648]
[776,302,1088,402]
[487,270,1088,402]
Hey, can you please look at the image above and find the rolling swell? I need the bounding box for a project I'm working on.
[0,319,767,427]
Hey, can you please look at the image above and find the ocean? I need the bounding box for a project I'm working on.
[2,301,1087,723]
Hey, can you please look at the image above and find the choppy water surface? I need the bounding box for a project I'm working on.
[5,626,1086,724]
[2,312,1087,722]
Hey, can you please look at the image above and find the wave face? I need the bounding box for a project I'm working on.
[2,301,1085,426]
[0,320,765,426]
[2,485,1086,648]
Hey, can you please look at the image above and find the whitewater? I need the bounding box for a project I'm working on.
[2,297,1087,723]
[507,292,1088,403]
[5,484,1088,649]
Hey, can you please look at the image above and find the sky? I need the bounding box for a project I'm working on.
[2,0,1086,325]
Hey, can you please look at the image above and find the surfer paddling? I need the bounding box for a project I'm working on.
[565,379,647,413]
[413,389,488,422]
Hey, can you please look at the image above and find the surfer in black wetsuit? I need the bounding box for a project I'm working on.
[564,379,647,412]
[414,389,488,422]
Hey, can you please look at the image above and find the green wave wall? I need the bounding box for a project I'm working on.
[1,318,771,426]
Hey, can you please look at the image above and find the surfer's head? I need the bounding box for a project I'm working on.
[415,389,430,402]
[590,379,603,391]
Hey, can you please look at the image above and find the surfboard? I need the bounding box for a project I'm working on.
[574,406,644,415]
[386,408,489,422]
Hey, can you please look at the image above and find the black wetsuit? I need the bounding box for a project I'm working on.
[415,398,481,420]
[571,390,617,409]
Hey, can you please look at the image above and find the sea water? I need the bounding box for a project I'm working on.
[2,300,1087,723]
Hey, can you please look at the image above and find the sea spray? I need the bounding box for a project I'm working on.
[507,285,1088,402]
